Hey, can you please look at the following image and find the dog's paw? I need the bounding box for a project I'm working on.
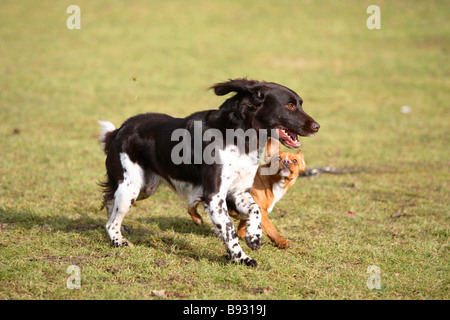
[188,208,203,226]
[191,215,203,226]
[231,256,258,268]
[111,237,134,248]
[242,257,258,268]
[276,238,291,249]
[226,250,258,268]
[245,233,262,251]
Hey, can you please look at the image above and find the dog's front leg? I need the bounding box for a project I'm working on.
[232,191,262,251]
[204,193,258,267]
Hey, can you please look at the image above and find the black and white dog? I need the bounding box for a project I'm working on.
[98,78,319,267]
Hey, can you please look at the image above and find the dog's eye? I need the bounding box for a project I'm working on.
[285,103,296,110]
[276,156,282,161]
[292,159,297,164]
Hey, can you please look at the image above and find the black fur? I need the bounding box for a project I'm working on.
[99,78,319,266]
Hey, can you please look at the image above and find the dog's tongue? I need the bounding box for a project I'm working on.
[276,128,300,149]
[284,129,297,140]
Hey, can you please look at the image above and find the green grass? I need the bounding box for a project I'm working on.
[0,0,448,299]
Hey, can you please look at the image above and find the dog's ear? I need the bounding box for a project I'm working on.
[211,78,265,102]
[296,150,306,172]
[264,137,281,163]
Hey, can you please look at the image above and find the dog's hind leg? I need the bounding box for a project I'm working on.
[105,153,144,247]
[106,187,137,247]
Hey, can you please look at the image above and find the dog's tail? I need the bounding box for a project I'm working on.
[98,120,116,154]
[98,120,118,208]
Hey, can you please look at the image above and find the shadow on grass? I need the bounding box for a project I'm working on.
[0,206,105,233]
[132,215,228,264]
[0,207,228,265]
[0,207,211,234]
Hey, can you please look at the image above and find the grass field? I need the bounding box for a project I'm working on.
[0,0,448,300]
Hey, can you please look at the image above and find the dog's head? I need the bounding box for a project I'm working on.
[211,78,320,149]
[264,138,306,179]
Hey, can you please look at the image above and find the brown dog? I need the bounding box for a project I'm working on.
[188,138,305,248]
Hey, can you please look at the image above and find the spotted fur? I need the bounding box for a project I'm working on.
[98,79,319,267]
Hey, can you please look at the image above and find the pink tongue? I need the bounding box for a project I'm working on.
[284,129,297,142]
[285,129,296,138]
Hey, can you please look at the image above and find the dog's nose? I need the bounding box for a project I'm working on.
[281,159,291,167]
[311,122,320,132]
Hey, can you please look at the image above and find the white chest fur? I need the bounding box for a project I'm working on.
[165,145,260,206]
[267,179,287,214]
[218,145,259,194]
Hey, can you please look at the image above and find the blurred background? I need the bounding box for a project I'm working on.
[1,0,448,165]
[0,0,448,299]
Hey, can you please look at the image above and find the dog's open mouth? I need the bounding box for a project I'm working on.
[276,128,300,149]
[279,167,292,177]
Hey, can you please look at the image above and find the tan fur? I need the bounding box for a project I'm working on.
[188,138,306,248]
